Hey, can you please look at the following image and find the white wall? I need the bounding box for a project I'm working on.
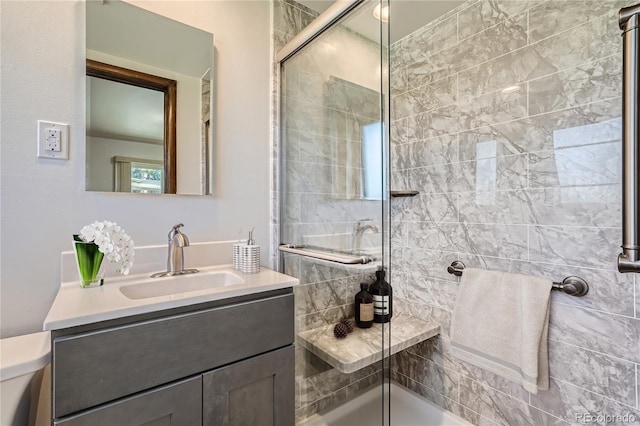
[0,0,272,338]
[86,136,164,192]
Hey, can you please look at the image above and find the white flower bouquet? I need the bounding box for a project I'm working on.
[73,220,135,287]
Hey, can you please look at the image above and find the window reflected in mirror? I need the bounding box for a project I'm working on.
[361,121,386,201]
[113,156,164,194]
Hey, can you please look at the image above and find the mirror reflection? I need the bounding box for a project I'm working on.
[85,0,213,195]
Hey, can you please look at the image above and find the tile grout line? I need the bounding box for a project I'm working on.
[398,6,615,81]
[298,370,381,408]
[392,94,621,146]
[548,375,638,410]
[547,337,638,365]
[525,399,573,425]
[526,80,530,118]
[392,131,619,160]
[526,9,530,46]
[456,10,460,44]
[551,300,639,322]
[384,185,620,200]
[403,220,620,231]
[397,370,486,421]
[527,224,530,262]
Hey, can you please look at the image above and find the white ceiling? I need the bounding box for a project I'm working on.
[86,1,213,142]
[86,0,213,78]
[87,77,164,144]
[298,0,466,44]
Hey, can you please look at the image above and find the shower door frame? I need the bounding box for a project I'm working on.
[274,0,392,424]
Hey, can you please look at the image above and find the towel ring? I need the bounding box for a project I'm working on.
[447,261,589,297]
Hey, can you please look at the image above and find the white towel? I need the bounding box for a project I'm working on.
[450,268,552,394]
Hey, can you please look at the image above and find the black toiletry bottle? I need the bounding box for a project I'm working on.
[355,283,374,328]
[369,268,392,323]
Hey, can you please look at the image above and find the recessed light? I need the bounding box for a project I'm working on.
[501,85,521,94]
[372,4,389,22]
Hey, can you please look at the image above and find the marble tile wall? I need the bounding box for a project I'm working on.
[272,1,386,422]
[271,0,319,269]
[280,70,383,249]
[390,1,640,425]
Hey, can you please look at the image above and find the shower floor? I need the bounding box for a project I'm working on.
[301,382,471,426]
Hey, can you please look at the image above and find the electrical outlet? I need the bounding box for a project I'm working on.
[37,121,69,159]
[45,128,61,151]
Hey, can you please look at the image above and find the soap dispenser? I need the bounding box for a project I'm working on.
[369,268,392,323]
[355,283,374,328]
[240,228,260,274]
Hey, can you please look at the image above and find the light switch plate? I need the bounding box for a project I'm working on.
[37,120,69,159]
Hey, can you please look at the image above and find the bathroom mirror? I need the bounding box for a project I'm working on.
[86,0,214,195]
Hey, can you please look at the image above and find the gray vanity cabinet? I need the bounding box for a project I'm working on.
[51,289,294,426]
[203,346,294,426]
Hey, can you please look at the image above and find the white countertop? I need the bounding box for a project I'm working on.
[43,264,299,331]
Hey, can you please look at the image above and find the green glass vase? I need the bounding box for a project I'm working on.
[73,235,105,288]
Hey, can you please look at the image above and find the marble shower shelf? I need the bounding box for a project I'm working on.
[297,313,439,374]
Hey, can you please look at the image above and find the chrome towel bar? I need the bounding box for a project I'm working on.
[446,261,589,297]
[278,244,376,265]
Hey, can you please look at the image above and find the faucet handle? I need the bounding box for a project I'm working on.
[354,219,373,231]
[168,223,185,239]
[168,223,189,247]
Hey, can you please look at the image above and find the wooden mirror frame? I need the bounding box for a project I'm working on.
[86,59,177,194]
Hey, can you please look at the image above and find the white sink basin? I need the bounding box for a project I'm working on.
[119,270,245,300]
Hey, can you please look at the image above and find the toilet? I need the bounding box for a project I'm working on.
[0,331,51,426]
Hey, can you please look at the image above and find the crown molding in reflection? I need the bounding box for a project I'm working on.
[87,130,163,146]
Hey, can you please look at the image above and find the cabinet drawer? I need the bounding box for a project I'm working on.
[55,376,202,426]
[53,293,293,418]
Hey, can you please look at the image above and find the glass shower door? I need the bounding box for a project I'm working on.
[277,0,391,423]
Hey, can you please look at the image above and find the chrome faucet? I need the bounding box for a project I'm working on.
[151,223,199,278]
[352,219,380,254]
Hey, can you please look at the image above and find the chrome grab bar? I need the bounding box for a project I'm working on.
[619,4,640,272]
[447,261,589,297]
